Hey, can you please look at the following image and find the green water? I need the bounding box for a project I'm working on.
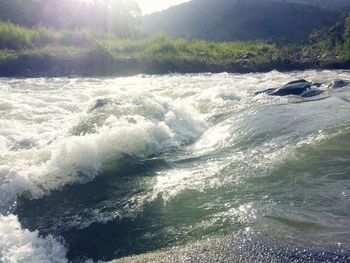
[0,71,350,262]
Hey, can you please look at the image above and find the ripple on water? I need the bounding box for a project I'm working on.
[0,71,350,262]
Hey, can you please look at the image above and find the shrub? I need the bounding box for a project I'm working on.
[0,21,34,49]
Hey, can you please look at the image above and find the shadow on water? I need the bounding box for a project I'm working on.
[15,155,176,262]
[13,95,350,262]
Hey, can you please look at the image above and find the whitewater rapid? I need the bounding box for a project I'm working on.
[1,70,350,262]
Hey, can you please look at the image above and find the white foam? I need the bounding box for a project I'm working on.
[0,215,68,263]
[2,72,349,201]
[0,165,33,213]
[1,71,350,261]
[0,91,207,200]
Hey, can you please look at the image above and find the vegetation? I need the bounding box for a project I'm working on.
[344,16,350,59]
[0,0,141,38]
[143,0,342,42]
[291,0,350,9]
[306,14,350,56]
[1,18,350,77]
[0,0,350,77]
[0,22,288,76]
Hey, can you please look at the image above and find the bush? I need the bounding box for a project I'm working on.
[144,33,179,57]
[0,21,34,49]
[344,16,350,59]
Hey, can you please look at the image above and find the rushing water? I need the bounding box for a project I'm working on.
[1,70,350,263]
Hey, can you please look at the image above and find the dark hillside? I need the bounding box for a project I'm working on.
[143,0,341,42]
[287,0,350,9]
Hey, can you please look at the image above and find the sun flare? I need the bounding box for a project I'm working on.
[136,0,190,14]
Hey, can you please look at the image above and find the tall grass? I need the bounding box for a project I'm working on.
[0,21,101,50]
[1,21,344,76]
[0,21,280,58]
[0,22,33,49]
[99,32,280,64]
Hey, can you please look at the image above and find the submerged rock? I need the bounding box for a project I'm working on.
[268,79,313,96]
[90,98,110,110]
[300,88,324,98]
[255,79,320,97]
[255,79,350,98]
[327,79,350,89]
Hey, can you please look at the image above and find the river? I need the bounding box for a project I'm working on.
[1,70,350,262]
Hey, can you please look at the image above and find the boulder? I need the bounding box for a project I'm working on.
[255,79,350,98]
[268,79,312,96]
[327,79,350,89]
[255,79,314,96]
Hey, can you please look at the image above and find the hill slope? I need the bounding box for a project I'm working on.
[287,0,350,9]
[143,0,341,42]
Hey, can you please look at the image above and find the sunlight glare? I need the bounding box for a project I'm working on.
[136,0,191,14]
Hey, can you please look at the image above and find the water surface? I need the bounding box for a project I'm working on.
[1,70,350,262]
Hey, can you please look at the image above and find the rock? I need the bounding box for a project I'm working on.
[300,88,324,98]
[255,79,312,96]
[254,88,276,95]
[327,79,350,89]
[255,79,350,98]
[321,53,329,59]
[240,53,256,59]
[90,98,110,110]
[269,79,312,96]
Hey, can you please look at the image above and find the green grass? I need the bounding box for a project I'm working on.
[99,33,282,65]
[0,22,280,59]
[0,21,348,77]
[0,21,100,50]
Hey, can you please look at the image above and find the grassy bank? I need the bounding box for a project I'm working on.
[0,22,349,77]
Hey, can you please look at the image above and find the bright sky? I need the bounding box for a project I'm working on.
[136,0,191,15]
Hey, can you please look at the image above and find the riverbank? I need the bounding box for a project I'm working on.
[1,47,349,78]
[1,22,349,77]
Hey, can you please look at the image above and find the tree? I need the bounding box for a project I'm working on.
[343,15,350,58]
[0,0,141,38]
